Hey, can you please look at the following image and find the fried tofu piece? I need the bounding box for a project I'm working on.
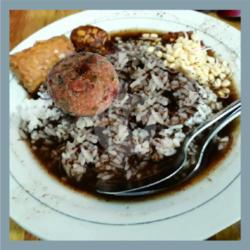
[10,35,75,94]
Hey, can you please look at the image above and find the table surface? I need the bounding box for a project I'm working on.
[9,10,241,240]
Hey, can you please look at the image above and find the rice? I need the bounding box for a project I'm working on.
[18,31,233,184]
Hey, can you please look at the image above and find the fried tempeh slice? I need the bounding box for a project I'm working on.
[10,35,75,94]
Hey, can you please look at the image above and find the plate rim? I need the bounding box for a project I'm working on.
[9,10,241,240]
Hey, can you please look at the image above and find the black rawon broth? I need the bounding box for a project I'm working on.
[27,31,240,200]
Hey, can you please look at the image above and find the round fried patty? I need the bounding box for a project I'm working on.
[47,52,119,116]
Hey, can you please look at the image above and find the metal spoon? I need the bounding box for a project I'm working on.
[111,105,241,196]
[97,100,241,196]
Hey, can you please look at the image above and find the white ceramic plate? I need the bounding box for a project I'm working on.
[9,10,241,240]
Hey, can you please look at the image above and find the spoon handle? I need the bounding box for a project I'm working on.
[184,100,241,150]
[184,105,241,179]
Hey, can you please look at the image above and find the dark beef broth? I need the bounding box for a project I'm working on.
[30,119,239,202]
[28,30,240,201]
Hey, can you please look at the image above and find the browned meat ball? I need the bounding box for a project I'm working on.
[70,25,113,55]
[47,52,119,116]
